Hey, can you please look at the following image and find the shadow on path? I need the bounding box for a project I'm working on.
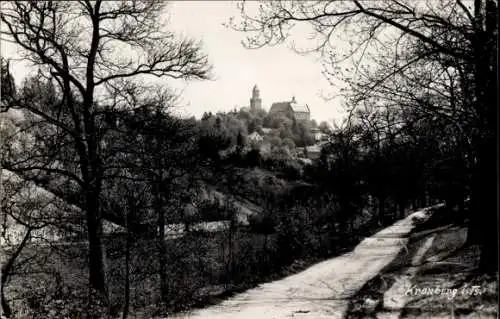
[344,214,496,319]
[344,230,429,318]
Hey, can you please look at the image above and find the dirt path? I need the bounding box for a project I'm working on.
[344,218,498,319]
[376,234,436,319]
[172,209,437,319]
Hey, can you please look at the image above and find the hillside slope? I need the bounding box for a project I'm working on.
[2,109,290,240]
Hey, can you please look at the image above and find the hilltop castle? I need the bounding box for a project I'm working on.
[250,85,262,110]
[246,84,310,121]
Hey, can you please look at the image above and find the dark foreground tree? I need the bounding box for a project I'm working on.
[229,0,497,272]
[1,58,16,106]
[1,0,211,310]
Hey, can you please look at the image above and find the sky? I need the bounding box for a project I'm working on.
[1,1,347,124]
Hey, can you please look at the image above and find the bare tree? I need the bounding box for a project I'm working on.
[229,0,497,272]
[0,166,82,318]
[97,86,205,312]
[1,0,212,308]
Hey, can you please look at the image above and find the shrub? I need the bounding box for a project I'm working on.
[248,212,277,234]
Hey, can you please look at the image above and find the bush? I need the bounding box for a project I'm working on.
[199,201,230,221]
[243,149,262,167]
[228,232,279,282]
[273,204,324,263]
[248,212,277,234]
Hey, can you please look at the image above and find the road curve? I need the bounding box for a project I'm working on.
[171,208,438,319]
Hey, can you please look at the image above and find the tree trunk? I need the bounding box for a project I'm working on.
[0,290,10,319]
[398,203,406,220]
[154,182,167,303]
[0,228,31,318]
[86,186,109,310]
[1,260,12,318]
[468,0,498,273]
[378,197,385,226]
[225,221,234,288]
[122,198,133,319]
[475,139,497,272]
[417,192,425,209]
[80,90,108,311]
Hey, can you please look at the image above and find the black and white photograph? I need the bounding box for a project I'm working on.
[0,1,498,318]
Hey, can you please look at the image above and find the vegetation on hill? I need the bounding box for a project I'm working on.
[200,107,327,152]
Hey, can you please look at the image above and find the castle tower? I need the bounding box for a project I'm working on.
[250,84,262,110]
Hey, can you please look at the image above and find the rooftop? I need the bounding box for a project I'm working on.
[270,101,310,114]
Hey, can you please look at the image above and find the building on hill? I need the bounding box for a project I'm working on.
[248,131,264,144]
[240,85,311,121]
[269,96,310,121]
[261,128,273,135]
[311,128,328,142]
[250,84,262,110]
[238,85,261,112]
[298,144,322,159]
